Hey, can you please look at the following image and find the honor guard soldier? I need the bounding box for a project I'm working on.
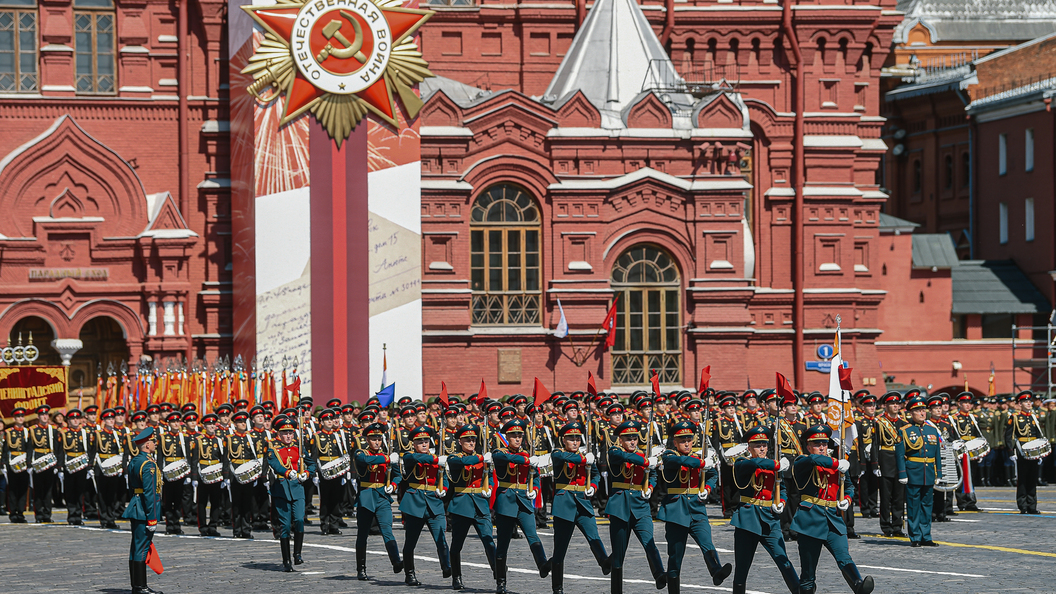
[605,419,666,593]
[927,395,956,521]
[158,412,190,534]
[493,418,552,593]
[659,420,731,593]
[730,426,799,594]
[225,411,260,538]
[266,415,316,572]
[1005,390,1045,514]
[447,424,498,590]
[310,408,348,535]
[123,427,163,594]
[92,408,126,528]
[712,394,744,517]
[854,394,880,518]
[874,392,907,537]
[400,425,452,586]
[249,406,273,531]
[775,393,805,541]
[4,408,30,523]
[791,425,874,594]
[440,408,461,455]
[951,392,983,511]
[352,422,404,580]
[61,408,92,525]
[190,413,227,537]
[530,404,556,529]
[550,421,610,594]
[900,395,940,547]
[179,412,200,526]
[27,405,60,522]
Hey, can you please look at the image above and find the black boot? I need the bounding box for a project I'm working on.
[293,531,305,565]
[495,557,507,594]
[356,547,368,580]
[452,551,464,590]
[799,587,816,594]
[841,564,874,594]
[778,559,800,594]
[703,549,732,586]
[439,540,452,578]
[551,561,564,594]
[589,539,611,575]
[668,574,679,594]
[137,562,162,594]
[732,584,746,594]
[646,546,666,590]
[386,539,404,573]
[129,560,139,594]
[406,557,421,586]
[530,541,551,578]
[611,567,623,594]
[280,537,294,572]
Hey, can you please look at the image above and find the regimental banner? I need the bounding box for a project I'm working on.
[0,366,68,420]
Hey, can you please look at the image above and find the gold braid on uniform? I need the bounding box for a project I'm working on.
[901,427,923,453]
[717,420,735,444]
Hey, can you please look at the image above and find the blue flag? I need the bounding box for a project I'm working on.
[377,382,396,408]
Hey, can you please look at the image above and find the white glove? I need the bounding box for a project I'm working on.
[772,502,785,514]
[642,488,653,500]
[312,476,319,486]
[779,458,790,472]
[438,455,448,468]
[192,480,199,488]
[436,488,447,498]
[527,489,537,500]
[865,444,872,457]
[837,459,850,473]
[646,456,659,468]
[341,477,347,485]
[146,523,157,533]
[697,487,711,502]
[429,447,436,456]
[384,484,396,495]
[585,486,596,497]
[837,498,851,511]
[952,440,965,451]
[898,477,908,485]
[703,456,716,470]
[221,479,230,489]
[86,470,94,480]
[483,452,493,464]
[529,456,540,466]
[482,489,492,498]
[389,453,399,464]
[873,468,882,477]
[184,477,191,485]
[299,472,309,482]
[585,453,596,465]
[651,445,665,458]
[579,446,588,455]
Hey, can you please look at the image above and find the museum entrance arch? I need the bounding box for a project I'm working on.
[69,316,131,393]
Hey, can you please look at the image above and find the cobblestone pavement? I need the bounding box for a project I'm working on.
[2,487,1054,593]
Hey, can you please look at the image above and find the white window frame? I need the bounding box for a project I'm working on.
[999,202,1009,245]
[1025,198,1035,242]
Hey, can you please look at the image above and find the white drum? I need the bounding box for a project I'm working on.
[199,463,224,484]
[957,437,990,461]
[1022,438,1052,461]
[536,453,553,478]
[99,454,124,477]
[31,452,57,473]
[66,453,90,474]
[319,455,350,480]
[234,460,263,484]
[163,459,191,482]
[722,443,749,464]
[8,453,28,473]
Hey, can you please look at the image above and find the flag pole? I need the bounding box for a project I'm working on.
[836,314,846,504]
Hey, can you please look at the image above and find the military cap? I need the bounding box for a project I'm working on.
[325,398,341,408]
[340,404,355,414]
[216,403,234,414]
[760,389,777,402]
[114,406,127,415]
[297,396,314,408]
[357,409,376,423]
[409,425,434,441]
[570,391,586,400]
[449,395,462,405]
[180,403,197,413]
[232,411,250,423]
[676,392,694,407]
[130,410,147,422]
[362,422,386,437]
[414,402,426,412]
[509,394,528,406]
[780,392,798,408]
[807,392,826,405]
[605,402,626,416]
[654,393,668,404]
[133,427,154,443]
[501,418,527,434]
[443,406,460,418]
[926,395,945,408]
[456,424,480,440]
[261,401,276,411]
[744,425,773,443]
[67,409,83,419]
[1015,390,1034,402]
[35,405,51,416]
[201,413,219,424]
[684,399,704,412]
[399,405,417,418]
[718,394,738,409]
[905,396,928,411]
[904,389,922,400]
[100,408,116,419]
[670,420,698,439]
[880,391,902,405]
[742,390,759,402]
[804,424,832,442]
[596,397,614,410]
[859,394,877,406]
[249,405,265,417]
[852,389,871,401]
[498,406,516,420]
[364,396,381,407]
[280,407,298,417]
[562,400,580,412]
[636,397,654,411]
[234,399,250,409]
[159,403,173,413]
[559,421,585,438]
[955,391,974,403]
[615,420,643,437]
[165,412,181,423]
[84,405,99,414]
[146,404,161,413]
[318,409,336,421]
[272,416,296,431]
[10,407,26,416]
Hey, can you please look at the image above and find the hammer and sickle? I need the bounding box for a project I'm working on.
[315,10,368,64]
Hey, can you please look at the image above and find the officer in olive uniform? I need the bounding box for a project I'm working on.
[873,392,907,537]
[1005,390,1044,514]
[60,408,93,525]
[730,425,799,594]
[27,405,61,522]
[122,427,163,594]
[447,424,497,590]
[605,420,666,593]
[92,408,126,528]
[900,396,941,547]
[791,424,874,594]
[493,418,551,593]
[352,422,404,580]
[659,420,731,593]
[265,415,317,572]
[400,425,451,586]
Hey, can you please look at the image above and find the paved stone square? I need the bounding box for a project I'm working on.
[1,486,1053,593]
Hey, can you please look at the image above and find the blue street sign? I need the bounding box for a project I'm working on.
[817,344,834,360]
[806,360,849,373]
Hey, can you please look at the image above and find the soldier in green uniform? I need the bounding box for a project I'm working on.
[549,421,610,594]
[447,424,497,590]
[605,419,666,593]
[730,425,799,594]
[1005,390,1045,514]
[977,397,997,485]
[659,420,731,593]
[493,418,551,593]
[352,422,404,580]
[122,427,163,594]
[400,425,451,586]
[901,396,941,547]
[791,424,874,594]
[265,415,316,572]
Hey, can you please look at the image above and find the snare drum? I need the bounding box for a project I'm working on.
[958,437,991,461]
[8,453,27,473]
[65,453,90,474]
[99,454,124,477]
[31,452,57,473]
[537,453,553,478]
[234,460,263,484]
[1021,438,1052,461]
[318,455,350,480]
[163,459,191,482]
[723,443,749,464]
[199,463,224,484]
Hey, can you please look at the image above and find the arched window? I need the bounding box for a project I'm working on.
[0,0,37,92]
[610,245,681,386]
[470,183,541,325]
[74,0,114,94]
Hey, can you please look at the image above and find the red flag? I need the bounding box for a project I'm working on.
[650,369,660,397]
[838,365,854,392]
[533,377,551,407]
[776,372,795,405]
[146,543,163,574]
[587,371,598,397]
[698,365,712,394]
[474,379,488,405]
[439,381,449,409]
[601,297,619,349]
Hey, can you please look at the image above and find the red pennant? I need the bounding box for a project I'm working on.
[146,543,163,574]
[587,371,598,397]
[776,372,795,405]
[698,365,711,394]
[439,381,449,409]
[650,369,660,398]
[838,365,854,392]
[474,379,488,405]
[602,297,619,349]
[533,377,551,407]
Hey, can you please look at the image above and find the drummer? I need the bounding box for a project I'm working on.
[226,411,259,539]
[159,411,190,534]
[951,392,983,512]
[1005,390,1044,514]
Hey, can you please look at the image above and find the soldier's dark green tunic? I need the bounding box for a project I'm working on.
[901,422,940,543]
[122,451,162,561]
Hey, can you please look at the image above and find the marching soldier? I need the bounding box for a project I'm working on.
[775,393,805,541]
[550,421,610,594]
[493,418,552,593]
[60,408,92,525]
[730,425,799,594]
[951,392,983,511]
[27,405,61,522]
[1005,390,1044,514]
[92,408,125,529]
[530,404,556,529]
[122,427,163,594]
[226,411,260,538]
[605,419,666,593]
[659,420,731,593]
[3,407,30,523]
[711,394,743,518]
[190,413,226,537]
[159,412,191,534]
[265,415,316,572]
[447,424,497,590]
[874,392,907,537]
[854,394,879,518]
[400,425,451,586]
[901,395,939,547]
[352,422,404,580]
